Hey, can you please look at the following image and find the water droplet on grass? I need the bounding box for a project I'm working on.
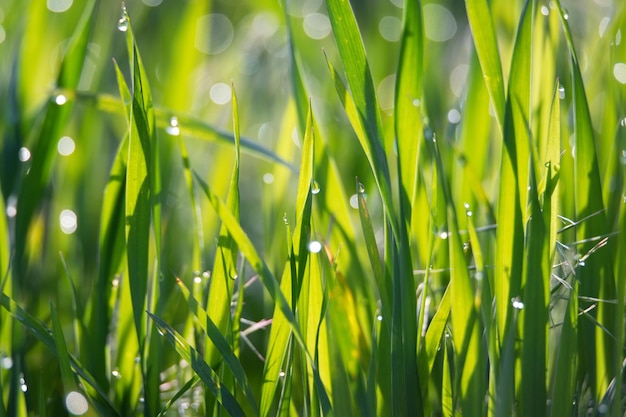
[58,136,75,156]
[511,297,524,310]
[262,173,274,184]
[311,180,320,194]
[279,370,285,377]
[54,94,68,105]
[166,116,180,136]
[60,209,78,234]
[65,391,89,415]
[412,98,421,107]
[439,231,448,240]
[308,240,322,253]
[558,84,565,99]
[562,8,569,20]
[349,194,359,209]
[117,17,128,31]
[111,369,121,379]
[283,213,289,225]
[357,182,366,194]
[541,5,549,15]
[376,315,383,321]
[620,117,626,127]
[18,147,31,162]
[447,108,461,124]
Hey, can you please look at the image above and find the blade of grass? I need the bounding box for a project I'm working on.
[555,0,617,400]
[193,173,333,415]
[174,278,258,413]
[395,0,424,227]
[14,0,95,278]
[464,0,506,131]
[148,313,246,417]
[205,84,241,369]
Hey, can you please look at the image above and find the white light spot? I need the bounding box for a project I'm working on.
[65,391,89,415]
[166,116,180,136]
[613,63,626,84]
[439,231,448,240]
[303,13,331,39]
[279,370,286,377]
[6,196,17,218]
[512,298,524,310]
[194,275,202,284]
[376,315,383,321]
[423,4,457,42]
[47,0,72,13]
[209,83,232,105]
[541,5,549,16]
[142,0,163,6]
[195,14,234,55]
[60,209,78,234]
[54,94,68,105]
[599,16,610,37]
[263,173,275,184]
[379,16,402,42]
[57,136,75,156]
[0,25,6,44]
[377,74,396,113]
[111,369,121,379]
[447,109,461,124]
[308,240,322,253]
[450,64,469,98]
[1,357,13,369]
[349,194,359,209]
[18,147,31,162]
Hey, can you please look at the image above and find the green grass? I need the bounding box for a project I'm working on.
[0,0,624,416]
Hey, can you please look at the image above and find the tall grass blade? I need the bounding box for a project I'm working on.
[555,0,617,400]
[147,313,246,417]
[464,0,506,131]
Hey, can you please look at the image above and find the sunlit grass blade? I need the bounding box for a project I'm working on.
[14,0,95,278]
[205,84,241,369]
[147,313,246,417]
[64,90,297,172]
[494,0,532,369]
[193,173,333,415]
[464,0,505,131]
[324,0,395,238]
[517,99,550,417]
[174,278,258,413]
[0,293,120,416]
[555,0,617,400]
[394,0,423,226]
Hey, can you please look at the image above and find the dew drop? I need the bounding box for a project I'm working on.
[620,150,626,165]
[20,376,27,392]
[308,240,322,254]
[65,391,89,415]
[54,94,68,105]
[58,136,75,156]
[194,275,202,284]
[6,195,17,218]
[541,5,549,15]
[279,370,285,377]
[562,8,569,20]
[376,314,383,321]
[18,147,31,162]
[439,231,448,240]
[558,85,565,100]
[311,180,320,195]
[166,116,180,136]
[262,173,274,184]
[349,193,359,209]
[111,276,120,288]
[111,369,121,379]
[60,209,78,234]
[412,98,421,107]
[283,213,289,225]
[1,356,13,369]
[357,182,366,194]
[117,17,128,32]
[620,117,626,127]
[202,271,211,279]
[447,108,461,124]
[511,297,524,310]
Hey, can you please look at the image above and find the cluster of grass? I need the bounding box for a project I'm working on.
[0,0,625,415]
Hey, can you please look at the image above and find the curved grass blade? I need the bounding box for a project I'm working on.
[395,0,424,226]
[174,278,258,414]
[554,0,617,399]
[464,0,505,131]
[63,90,296,172]
[0,293,121,416]
[324,0,396,239]
[14,0,95,278]
[147,313,246,417]
[193,172,333,415]
[205,84,241,369]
